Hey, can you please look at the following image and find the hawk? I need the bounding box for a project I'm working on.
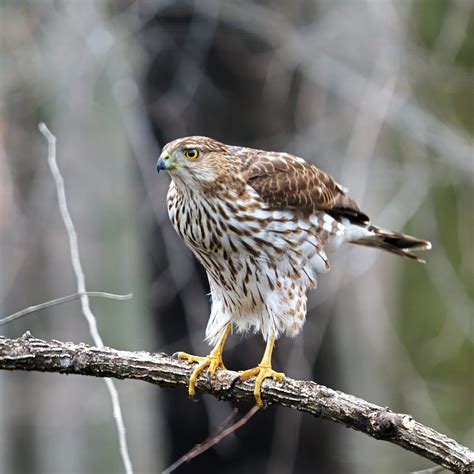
[156,136,431,406]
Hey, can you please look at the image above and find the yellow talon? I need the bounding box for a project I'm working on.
[239,332,285,407]
[239,364,285,407]
[177,323,231,397]
[177,352,225,396]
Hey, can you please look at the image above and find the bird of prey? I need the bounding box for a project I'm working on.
[156,136,431,406]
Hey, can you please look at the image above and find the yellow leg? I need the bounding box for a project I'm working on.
[239,332,285,407]
[177,323,231,397]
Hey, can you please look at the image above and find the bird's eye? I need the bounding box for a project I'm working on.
[184,148,199,161]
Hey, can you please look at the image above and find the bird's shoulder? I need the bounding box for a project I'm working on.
[230,146,367,223]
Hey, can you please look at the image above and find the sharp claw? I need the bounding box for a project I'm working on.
[190,394,200,402]
[261,399,269,410]
[172,352,181,359]
[206,370,213,385]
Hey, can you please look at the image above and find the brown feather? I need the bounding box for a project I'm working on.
[351,225,432,263]
[239,149,366,222]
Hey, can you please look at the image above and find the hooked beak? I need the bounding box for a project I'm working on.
[156,151,172,173]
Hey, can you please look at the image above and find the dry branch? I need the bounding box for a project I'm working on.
[0,333,472,473]
[38,122,133,473]
[162,406,260,474]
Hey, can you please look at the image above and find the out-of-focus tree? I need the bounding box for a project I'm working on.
[0,1,472,473]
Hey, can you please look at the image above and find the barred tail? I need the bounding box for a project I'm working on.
[350,225,432,263]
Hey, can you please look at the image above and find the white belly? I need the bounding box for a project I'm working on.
[167,183,343,344]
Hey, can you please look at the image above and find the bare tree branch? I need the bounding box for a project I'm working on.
[0,292,133,326]
[163,406,260,474]
[0,333,472,473]
[38,122,134,474]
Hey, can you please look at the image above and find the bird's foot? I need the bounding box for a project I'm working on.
[238,364,285,407]
[176,352,226,397]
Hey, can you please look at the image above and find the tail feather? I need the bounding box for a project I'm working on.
[350,225,432,263]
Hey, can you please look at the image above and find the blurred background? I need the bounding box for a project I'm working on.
[1,1,473,473]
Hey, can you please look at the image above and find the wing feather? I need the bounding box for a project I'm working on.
[241,150,369,224]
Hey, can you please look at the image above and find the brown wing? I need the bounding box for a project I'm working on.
[241,150,369,224]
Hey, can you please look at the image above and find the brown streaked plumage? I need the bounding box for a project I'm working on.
[242,150,370,223]
[156,136,431,406]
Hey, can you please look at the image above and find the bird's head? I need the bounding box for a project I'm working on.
[157,136,232,187]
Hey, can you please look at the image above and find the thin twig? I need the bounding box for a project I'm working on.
[0,291,133,326]
[162,408,238,474]
[162,406,260,474]
[411,466,446,474]
[38,123,134,474]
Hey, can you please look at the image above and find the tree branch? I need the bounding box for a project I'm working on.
[0,333,472,473]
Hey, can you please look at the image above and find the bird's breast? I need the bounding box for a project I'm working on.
[166,186,332,293]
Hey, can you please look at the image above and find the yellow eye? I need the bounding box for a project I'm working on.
[184,148,199,160]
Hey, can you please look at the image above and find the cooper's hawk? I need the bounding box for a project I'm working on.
[156,136,431,406]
